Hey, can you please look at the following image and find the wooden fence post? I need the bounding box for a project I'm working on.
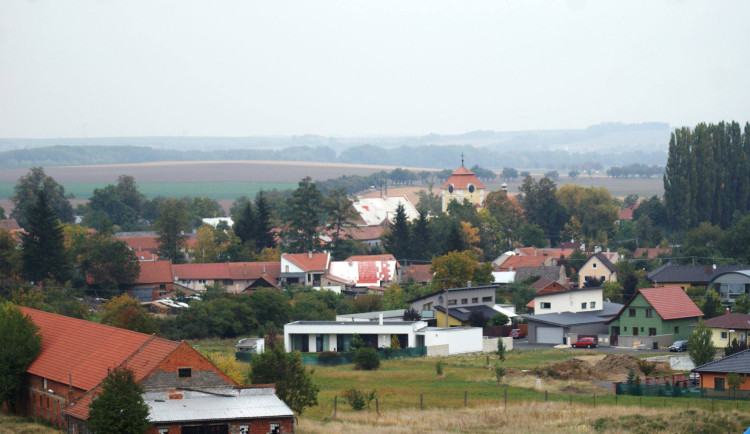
[504,388,507,410]
[545,390,548,402]
[376,397,379,414]
[593,392,596,408]
[334,395,337,418]
[420,393,423,411]
[464,391,467,408]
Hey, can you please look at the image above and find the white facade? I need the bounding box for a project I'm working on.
[201,217,234,228]
[352,196,419,226]
[419,327,483,354]
[533,288,604,315]
[328,259,398,287]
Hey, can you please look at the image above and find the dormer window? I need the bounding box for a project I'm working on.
[468,184,475,193]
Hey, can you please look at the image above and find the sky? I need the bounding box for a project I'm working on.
[1,1,749,138]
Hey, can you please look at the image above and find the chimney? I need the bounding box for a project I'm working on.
[467,281,472,287]
[308,251,313,259]
[379,313,383,325]
[726,308,731,315]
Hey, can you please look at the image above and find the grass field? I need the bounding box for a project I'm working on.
[0,182,297,201]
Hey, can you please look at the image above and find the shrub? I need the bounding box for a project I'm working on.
[353,348,380,370]
[636,359,657,376]
[489,313,509,326]
[344,388,376,411]
[436,360,444,376]
[496,338,506,361]
[494,364,505,382]
[390,335,401,350]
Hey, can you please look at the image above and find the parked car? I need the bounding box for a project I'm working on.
[669,340,689,352]
[509,329,525,339]
[571,337,598,348]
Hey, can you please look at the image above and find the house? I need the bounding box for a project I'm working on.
[407,284,498,325]
[432,304,515,327]
[515,247,576,259]
[632,247,672,260]
[351,195,420,225]
[618,204,638,221]
[283,319,484,355]
[606,286,704,348]
[16,307,294,433]
[440,163,485,213]
[692,348,750,392]
[125,260,175,302]
[337,225,386,249]
[522,301,623,345]
[706,269,750,306]
[116,232,161,261]
[0,218,24,241]
[336,309,408,322]
[647,262,749,290]
[326,254,399,288]
[691,312,750,348]
[515,265,568,286]
[403,264,433,285]
[172,262,280,293]
[494,254,558,271]
[201,217,234,228]
[530,277,569,295]
[280,252,331,287]
[235,337,266,355]
[530,287,603,315]
[578,252,617,287]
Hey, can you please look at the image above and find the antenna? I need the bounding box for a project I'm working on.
[461,152,464,167]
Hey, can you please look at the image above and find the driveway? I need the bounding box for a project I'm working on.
[513,340,672,354]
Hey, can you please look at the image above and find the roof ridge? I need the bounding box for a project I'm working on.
[693,347,750,371]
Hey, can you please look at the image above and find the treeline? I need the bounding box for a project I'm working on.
[606,164,663,179]
[0,144,666,170]
[664,121,750,231]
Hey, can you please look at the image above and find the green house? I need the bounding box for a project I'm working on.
[606,286,704,348]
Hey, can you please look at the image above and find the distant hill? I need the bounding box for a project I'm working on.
[0,122,671,170]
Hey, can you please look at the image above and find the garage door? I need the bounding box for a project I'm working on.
[536,326,563,344]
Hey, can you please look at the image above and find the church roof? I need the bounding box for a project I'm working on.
[441,166,485,190]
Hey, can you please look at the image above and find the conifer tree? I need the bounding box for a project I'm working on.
[21,188,71,283]
[88,368,150,434]
[233,201,256,245]
[383,203,410,259]
[254,191,276,250]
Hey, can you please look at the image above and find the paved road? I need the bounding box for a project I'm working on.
[512,339,674,354]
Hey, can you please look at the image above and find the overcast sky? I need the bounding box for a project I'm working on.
[1,1,748,138]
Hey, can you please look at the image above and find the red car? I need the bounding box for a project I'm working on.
[509,329,525,339]
[571,337,597,348]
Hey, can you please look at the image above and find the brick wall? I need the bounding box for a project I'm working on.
[21,374,86,428]
[142,342,237,391]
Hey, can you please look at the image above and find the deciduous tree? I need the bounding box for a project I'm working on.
[101,294,157,334]
[11,167,74,229]
[154,198,190,264]
[688,319,716,367]
[88,368,150,434]
[0,302,42,411]
[80,234,140,291]
[430,250,492,290]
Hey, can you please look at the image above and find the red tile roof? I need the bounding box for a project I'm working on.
[403,264,433,283]
[283,252,329,271]
[637,286,703,320]
[496,255,550,270]
[135,260,174,284]
[618,205,638,220]
[173,263,233,280]
[633,247,671,259]
[345,254,397,262]
[18,307,175,392]
[121,236,160,251]
[339,225,385,241]
[228,262,281,280]
[0,219,21,230]
[440,166,485,190]
[516,247,575,258]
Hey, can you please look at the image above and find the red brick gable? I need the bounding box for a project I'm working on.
[147,342,238,388]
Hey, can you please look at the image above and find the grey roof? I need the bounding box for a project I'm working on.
[588,252,617,273]
[514,266,565,283]
[522,302,624,327]
[647,262,750,285]
[433,304,500,322]
[146,387,293,423]
[406,284,499,304]
[693,348,750,374]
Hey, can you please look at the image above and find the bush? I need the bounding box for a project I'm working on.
[636,359,657,376]
[436,360,444,376]
[494,364,505,382]
[488,313,509,326]
[344,388,376,411]
[353,348,380,370]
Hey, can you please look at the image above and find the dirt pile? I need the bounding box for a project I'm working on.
[528,358,594,380]
[590,354,641,379]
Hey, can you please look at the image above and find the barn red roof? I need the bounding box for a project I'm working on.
[228,262,281,280]
[440,166,485,190]
[608,286,704,323]
[18,307,175,392]
[135,260,174,284]
[403,264,433,283]
[121,236,160,251]
[339,225,385,241]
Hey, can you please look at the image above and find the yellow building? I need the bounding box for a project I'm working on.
[441,163,485,213]
[433,305,507,327]
[695,312,750,348]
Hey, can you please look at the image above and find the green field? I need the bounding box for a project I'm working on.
[0,182,297,201]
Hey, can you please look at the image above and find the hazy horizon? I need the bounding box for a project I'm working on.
[2,1,749,138]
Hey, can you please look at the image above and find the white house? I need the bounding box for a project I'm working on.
[283,319,484,355]
[352,196,420,226]
[532,287,604,315]
[280,252,331,287]
[327,254,399,288]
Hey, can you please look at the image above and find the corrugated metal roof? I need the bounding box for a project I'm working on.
[146,389,293,422]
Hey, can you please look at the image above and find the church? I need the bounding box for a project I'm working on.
[440,157,486,212]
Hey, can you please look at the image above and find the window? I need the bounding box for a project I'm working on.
[674,326,679,334]
[629,309,636,317]
[472,297,478,303]
[721,331,728,339]
[590,302,596,309]
[540,302,551,309]
[461,298,468,304]
[715,377,725,390]
[159,429,170,434]
[649,328,657,336]
[592,263,597,269]
[645,308,653,318]
[633,327,639,336]
[423,302,432,311]
[581,302,587,309]
[640,327,644,332]
[239,426,249,434]
[270,423,281,434]
[448,300,457,306]
[482,296,492,302]
[624,326,627,331]
[199,279,206,284]
[178,368,192,378]
[468,184,475,193]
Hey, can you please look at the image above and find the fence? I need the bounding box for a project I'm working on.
[615,383,750,401]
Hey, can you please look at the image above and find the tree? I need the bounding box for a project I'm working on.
[325,188,357,255]
[484,189,525,245]
[518,176,567,245]
[688,319,716,367]
[249,338,319,414]
[233,201,256,246]
[88,368,150,434]
[154,198,190,264]
[21,188,71,283]
[489,313,509,326]
[0,228,21,287]
[410,209,433,261]
[402,307,422,321]
[720,215,750,263]
[602,281,624,304]
[496,338,505,361]
[468,310,489,327]
[382,284,409,310]
[568,170,579,179]
[190,224,229,263]
[287,177,326,252]
[101,294,157,334]
[383,203,410,259]
[519,223,546,248]
[624,194,639,208]
[733,294,750,314]
[501,167,518,182]
[727,372,747,399]
[0,302,42,411]
[11,167,74,229]
[701,289,723,319]
[682,222,723,260]
[352,293,383,313]
[430,250,492,290]
[80,234,140,291]
[544,170,559,181]
[254,191,276,250]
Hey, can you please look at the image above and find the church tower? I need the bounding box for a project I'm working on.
[440,155,485,212]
